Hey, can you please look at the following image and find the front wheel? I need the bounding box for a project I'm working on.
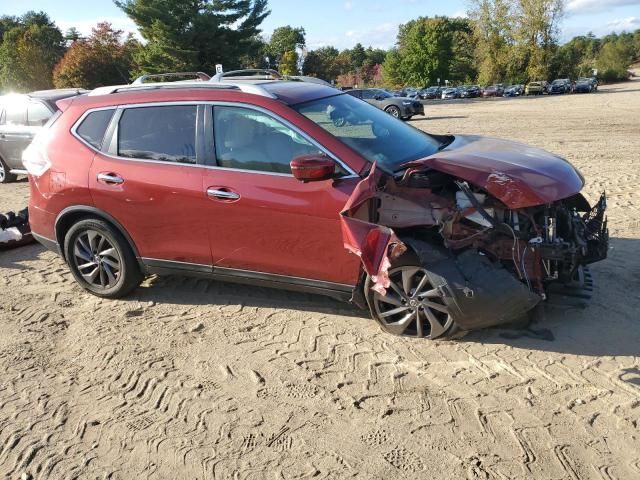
[385,106,401,118]
[0,157,17,184]
[64,218,143,298]
[365,254,458,339]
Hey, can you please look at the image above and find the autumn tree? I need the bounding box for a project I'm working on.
[279,50,299,75]
[53,22,138,89]
[116,0,270,75]
[0,11,65,91]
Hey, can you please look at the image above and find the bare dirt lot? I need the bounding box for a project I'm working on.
[1,81,639,480]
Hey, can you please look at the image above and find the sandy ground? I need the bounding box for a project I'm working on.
[1,80,639,480]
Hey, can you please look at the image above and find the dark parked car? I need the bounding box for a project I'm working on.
[549,79,572,94]
[347,88,424,120]
[504,85,524,97]
[0,89,86,183]
[574,77,598,93]
[441,87,460,99]
[399,87,420,99]
[25,73,608,339]
[481,85,504,97]
[459,85,481,98]
[419,86,442,99]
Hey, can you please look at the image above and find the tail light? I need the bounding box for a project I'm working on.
[22,111,60,177]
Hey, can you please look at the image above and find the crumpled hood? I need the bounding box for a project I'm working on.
[406,135,585,208]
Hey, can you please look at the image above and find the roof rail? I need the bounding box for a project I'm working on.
[132,72,211,85]
[211,69,282,82]
[87,80,277,99]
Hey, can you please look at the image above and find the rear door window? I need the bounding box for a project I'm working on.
[27,101,53,126]
[5,100,27,126]
[117,105,197,164]
[76,109,115,150]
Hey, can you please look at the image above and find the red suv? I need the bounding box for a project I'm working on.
[25,74,608,339]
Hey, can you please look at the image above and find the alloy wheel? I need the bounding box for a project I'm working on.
[72,229,122,289]
[387,106,400,118]
[372,266,453,338]
[0,162,5,182]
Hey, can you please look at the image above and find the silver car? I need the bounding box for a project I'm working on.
[0,89,86,183]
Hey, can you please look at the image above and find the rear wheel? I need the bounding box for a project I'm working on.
[0,157,17,184]
[64,218,143,298]
[365,254,457,339]
[385,105,401,119]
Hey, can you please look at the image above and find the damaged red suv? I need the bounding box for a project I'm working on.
[25,74,608,338]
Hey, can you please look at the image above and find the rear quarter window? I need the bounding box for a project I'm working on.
[76,109,115,150]
[27,101,53,126]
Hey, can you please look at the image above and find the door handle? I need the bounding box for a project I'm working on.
[97,172,124,185]
[206,188,240,201]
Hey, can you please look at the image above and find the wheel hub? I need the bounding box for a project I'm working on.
[73,229,122,289]
[371,265,453,339]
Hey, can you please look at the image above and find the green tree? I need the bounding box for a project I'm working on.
[302,46,341,81]
[116,0,270,75]
[597,42,630,81]
[0,11,65,91]
[65,27,82,43]
[382,16,474,87]
[268,26,305,64]
[53,22,138,88]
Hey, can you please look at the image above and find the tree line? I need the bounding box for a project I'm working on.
[1,0,639,93]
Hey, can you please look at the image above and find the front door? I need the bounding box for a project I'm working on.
[89,104,212,268]
[202,104,361,286]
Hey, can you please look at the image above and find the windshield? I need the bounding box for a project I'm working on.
[294,93,442,172]
[552,80,563,84]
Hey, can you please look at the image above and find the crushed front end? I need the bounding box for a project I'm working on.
[341,158,609,335]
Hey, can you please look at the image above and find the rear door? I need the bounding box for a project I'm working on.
[201,104,361,286]
[88,103,212,269]
[0,97,32,170]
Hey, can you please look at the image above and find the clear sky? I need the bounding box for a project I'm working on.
[0,0,638,49]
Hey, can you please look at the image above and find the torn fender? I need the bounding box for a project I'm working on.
[403,240,542,329]
[340,164,405,294]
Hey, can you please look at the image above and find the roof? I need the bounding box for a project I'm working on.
[86,79,342,106]
[258,81,342,105]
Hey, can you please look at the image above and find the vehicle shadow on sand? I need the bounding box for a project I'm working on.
[4,238,638,357]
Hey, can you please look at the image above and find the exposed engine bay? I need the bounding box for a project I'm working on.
[341,157,609,334]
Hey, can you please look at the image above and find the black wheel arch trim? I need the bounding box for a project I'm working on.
[397,236,541,330]
[54,205,143,268]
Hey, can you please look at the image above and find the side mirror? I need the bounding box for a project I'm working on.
[290,154,335,182]
[374,94,384,100]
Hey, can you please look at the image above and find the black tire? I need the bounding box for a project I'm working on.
[385,105,401,118]
[64,218,143,298]
[364,252,459,339]
[403,115,413,121]
[0,157,17,184]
